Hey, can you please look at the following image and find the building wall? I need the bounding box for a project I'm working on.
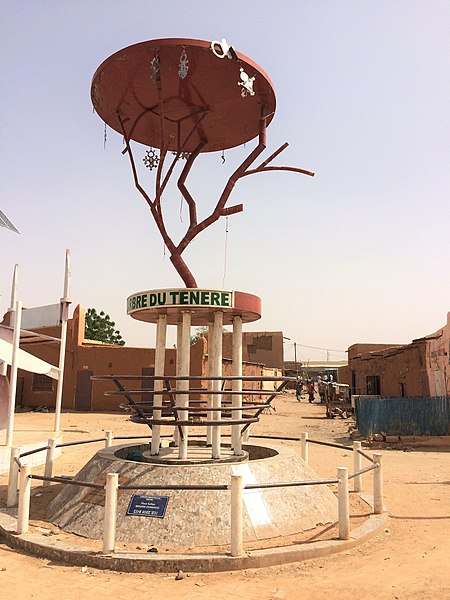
[425,312,450,397]
[341,333,450,398]
[222,331,284,369]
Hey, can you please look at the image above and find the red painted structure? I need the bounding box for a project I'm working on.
[91,38,314,287]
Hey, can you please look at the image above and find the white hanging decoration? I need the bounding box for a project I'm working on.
[238,68,255,97]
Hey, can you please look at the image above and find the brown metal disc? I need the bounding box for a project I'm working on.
[91,38,276,152]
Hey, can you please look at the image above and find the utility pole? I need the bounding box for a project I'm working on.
[294,342,298,377]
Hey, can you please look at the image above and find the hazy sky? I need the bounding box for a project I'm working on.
[1,1,449,362]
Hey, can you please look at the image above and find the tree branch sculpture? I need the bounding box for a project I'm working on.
[118,113,314,288]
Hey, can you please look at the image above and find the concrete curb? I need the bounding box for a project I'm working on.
[0,494,388,573]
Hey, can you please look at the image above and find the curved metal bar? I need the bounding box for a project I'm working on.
[130,417,258,426]
[106,389,282,396]
[92,374,296,381]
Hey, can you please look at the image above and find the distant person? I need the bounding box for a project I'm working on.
[307,379,315,403]
[296,378,303,402]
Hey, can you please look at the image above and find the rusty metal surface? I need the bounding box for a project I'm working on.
[91,38,276,152]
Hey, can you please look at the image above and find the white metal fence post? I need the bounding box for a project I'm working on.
[103,473,119,554]
[7,447,20,507]
[373,453,384,514]
[301,432,309,464]
[43,438,57,486]
[353,441,362,492]
[230,474,244,557]
[104,430,113,448]
[17,465,31,534]
[338,466,350,540]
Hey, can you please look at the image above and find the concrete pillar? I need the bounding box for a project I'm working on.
[43,438,57,486]
[103,473,118,553]
[178,311,191,459]
[7,447,20,507]
[17,465,31,535]
[206,321,214,446]
[104,430,113,448]
[230,474,244,557]
[373,453,384,514]
[151,315,167,455]
[172,322,183,447]
[231,316,243,454]
[338,466,350,540]
[211,311,223,459]
[353,441,362,492]
[301,432,309,464]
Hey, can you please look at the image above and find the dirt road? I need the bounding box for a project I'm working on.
[0,395,449,599]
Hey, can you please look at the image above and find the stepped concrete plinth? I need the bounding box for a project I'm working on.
[47,440,338,548]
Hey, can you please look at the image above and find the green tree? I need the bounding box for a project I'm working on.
[190,325,229,345]
[190,326,208,345]
[84,308,125,346]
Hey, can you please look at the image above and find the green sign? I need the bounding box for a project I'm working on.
[127,289,233,313]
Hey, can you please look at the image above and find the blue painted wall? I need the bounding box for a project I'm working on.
[355,396,450,437]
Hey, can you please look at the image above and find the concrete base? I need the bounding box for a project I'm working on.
[47,440,338,548]
[0,498,388,573]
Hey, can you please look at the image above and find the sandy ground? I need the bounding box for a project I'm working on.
[0,393,449,600]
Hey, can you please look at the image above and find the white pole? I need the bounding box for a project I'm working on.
[7,447,20,507]
[373,453,384,514]
[43,438,57,486]
[230,473,244,557]
[301,432,309,463]
[6,300,22,448]
[151,315,167,455]
[172,322,183,447]
[178,311,191,459]
[211,311,223,459]
[353,441,363,492]
[231,316,243,455]
[17,465,31,534]
[206,320,214,446]
[338,466,350,540]
[54,249,71,433]
[104,430,113,448]
[9,264,18,312]
[103,473,118,553]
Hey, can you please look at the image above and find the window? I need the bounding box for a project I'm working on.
[366,375,380,395]
[32,374,54,392]
[255,336,272,351]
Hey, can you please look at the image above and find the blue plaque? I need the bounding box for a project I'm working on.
[126,494,170,518]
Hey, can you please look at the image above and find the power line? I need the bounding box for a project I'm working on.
[285,341,346,353]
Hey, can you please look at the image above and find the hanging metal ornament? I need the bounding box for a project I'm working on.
[237,67,255,97]
[150,53,160,84]
[178,46,189,80]
[171,151,190,160]
[143,148,160,170]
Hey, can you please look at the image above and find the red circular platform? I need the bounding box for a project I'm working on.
[91,38,276,152]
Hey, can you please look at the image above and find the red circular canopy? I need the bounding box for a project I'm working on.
[91,38,276,153]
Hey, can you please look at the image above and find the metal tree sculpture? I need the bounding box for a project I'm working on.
[92,38,314,287]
